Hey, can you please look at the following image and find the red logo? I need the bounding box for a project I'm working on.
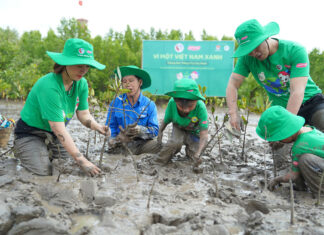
[78,48,85,54]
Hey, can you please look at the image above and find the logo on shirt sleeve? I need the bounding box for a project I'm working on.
[296,63,307,68]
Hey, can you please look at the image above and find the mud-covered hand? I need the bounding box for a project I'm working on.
[193,155,203,167]
[116,125,132,143]
[78,157,101,177]
[229,113,241,131]
[108,138,120,148]
[125,123,141,138]
[97,125,110,136]
[268,177,282,191]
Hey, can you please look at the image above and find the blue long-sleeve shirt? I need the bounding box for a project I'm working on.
[105,93,159,139]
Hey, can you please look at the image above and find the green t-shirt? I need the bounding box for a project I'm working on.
[20,73,89,132]
[234,39,321,107]
[291,127,324,172]
[164,98,208,136]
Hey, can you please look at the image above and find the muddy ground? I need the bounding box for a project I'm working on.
[0,100,324,235]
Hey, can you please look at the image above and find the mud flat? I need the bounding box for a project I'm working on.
[0,101,323,234]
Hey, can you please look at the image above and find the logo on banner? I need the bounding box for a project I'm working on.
[224,45,230,51]
[216,45,221,51]
[188,46,201,51]
[190,71,199,80]
[175,43,184,53]
[176,72,183,79]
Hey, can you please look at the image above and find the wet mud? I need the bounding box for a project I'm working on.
[0,100,324,235]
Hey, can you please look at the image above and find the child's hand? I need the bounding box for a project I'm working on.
[269,141,285,150]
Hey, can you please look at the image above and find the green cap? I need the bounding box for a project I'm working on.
[115,65,151,89]
[46,38,106,70]
[256,106,305,141]
[233,19,279,58]
[165,78,205,101]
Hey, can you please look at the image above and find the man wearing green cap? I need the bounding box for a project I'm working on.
[256,106,324,193]
[14,38,107,177]
[226,19,324,133]
[105,65,160,155]
[156,78,208,167]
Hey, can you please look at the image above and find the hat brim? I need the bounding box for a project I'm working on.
[46,51,106,70]
[117,67,151,89]
[165,90,205,101]
[233,22,280,58]
[256,115,305,141]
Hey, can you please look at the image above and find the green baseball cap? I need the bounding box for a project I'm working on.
[233,19,279,58]
[115,65,151,89]
[165,78,205,101]
[256,106,305,142]
[46,38,106,70]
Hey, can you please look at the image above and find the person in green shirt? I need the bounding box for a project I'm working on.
[226,19,324,132]
[156,78,208,167]
[14,38,108,177]
[256,106,324,194]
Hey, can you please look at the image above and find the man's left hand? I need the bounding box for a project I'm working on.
[125,123,141,137]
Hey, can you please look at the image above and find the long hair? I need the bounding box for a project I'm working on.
[53,63,65,74]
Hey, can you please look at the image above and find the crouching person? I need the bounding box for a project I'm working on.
[157,78,208,167]
[256,106,324,193]
[14,38,108,177]
[106,65,160,155]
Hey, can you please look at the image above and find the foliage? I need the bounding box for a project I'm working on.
[0,17,322,110]
[309,48,324,90]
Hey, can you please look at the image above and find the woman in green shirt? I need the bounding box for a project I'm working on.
[14,38,108,177]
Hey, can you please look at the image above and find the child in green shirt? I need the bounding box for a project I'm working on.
[157,78,208,167]
[256,106,324,193]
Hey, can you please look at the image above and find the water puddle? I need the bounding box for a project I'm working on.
[70,214,100,234]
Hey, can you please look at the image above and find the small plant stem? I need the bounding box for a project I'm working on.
[212,163,219,198]
[289,179,295,225]
[263,126,268,191]
[85,129,91,160]
[198,113,228,159]
[56,143,63,183]
[147,175,158,210]
[217,134,223,164]
[122,143,139,182]
[242,110,250,162]
[0,147,14,157]
[99,90,120,168]
[271,146,277,177]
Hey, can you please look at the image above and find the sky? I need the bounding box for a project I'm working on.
[0,0,324,52]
